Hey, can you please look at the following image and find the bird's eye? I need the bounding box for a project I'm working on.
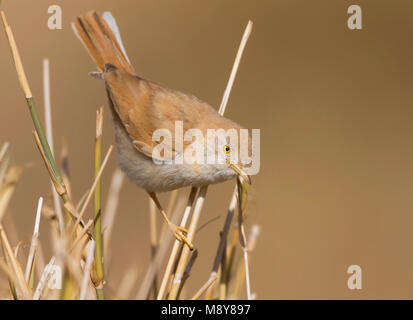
[224,145,231,155]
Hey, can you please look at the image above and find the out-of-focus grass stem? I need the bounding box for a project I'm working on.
[93,107,105,300]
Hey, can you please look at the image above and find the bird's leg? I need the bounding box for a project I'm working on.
[147,192,194,250]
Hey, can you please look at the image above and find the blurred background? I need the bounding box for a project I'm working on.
[1,0,413,299]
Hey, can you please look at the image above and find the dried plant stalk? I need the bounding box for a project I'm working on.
[156,187,198,300]
[148,197,158,298]
[93,106,105,299]
[60,138,73,199]
[0,166,23,224]
[24,197,43,287]
[204,186,238,299]
[1,237,17,299]
[191,273,217,300]
[0,225,30,299]
[0,143,10,187]
[1,11,70,225]
[168,20,253,300]
[33,257,56,300]
[137,194,189,299]
[71,145,113,233]
[0,142,9,164]
[236,178,252,299]
[168,186,207,299]
[102,168,124,251]
[43,58,65,232]
[80,240,95,300]
[230,224,260,299]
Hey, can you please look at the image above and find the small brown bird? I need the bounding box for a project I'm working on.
[72,11,251,249]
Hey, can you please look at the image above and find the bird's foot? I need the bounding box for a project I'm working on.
[171,224,194,250]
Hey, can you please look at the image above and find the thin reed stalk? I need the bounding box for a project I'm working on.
[93,106,105,299]
[0,11,71,226]
[60,138,73,199]
[147,189,179,299]
[156,187,198,300]
[168,186,207,299]
[167,20,253,300]
[148,197,158,298]
[191,273,217,300]
[137,194,189,299]
[236,178,252,299]
[43,58,65,232]
[102,168,124,251]
[80,240,95,300]
[0,166,23,224]
[33,256,56,300]
[0,142,9,164]
[204,186,238,299]
[117,266,139,299]
[0,225,30,299]
[71,145,113,234]
[24,197,43,289]
[230,224,260,299]
[0,142,10,187]
[1,236,17,299]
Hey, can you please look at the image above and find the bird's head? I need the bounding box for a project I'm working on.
[202,127,252,189]
[221,143,251,185]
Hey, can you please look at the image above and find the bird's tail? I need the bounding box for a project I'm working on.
[72,11,134,74]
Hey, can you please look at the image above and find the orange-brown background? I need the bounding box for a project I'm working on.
[1,0,413,299]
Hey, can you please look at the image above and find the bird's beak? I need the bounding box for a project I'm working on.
[227,160,251,185]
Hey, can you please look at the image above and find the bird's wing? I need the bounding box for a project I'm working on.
[104,67,219,160]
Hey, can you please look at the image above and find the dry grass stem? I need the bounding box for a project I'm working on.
[149,198,158,255]
[0,166,23,224]
[70,219,93,252]
[43,58,65,232]
[32,131,67,200]
[79,239,95,300]
[148,197,158,298]
[236,178,252,299]
[168,186,207,299]
[0,150,10,187]
[117,266,139,299]
[93,106,105,299]
[156,187,198,299]
[0,142,9,164]
[218,20,253,115]
[0,11,32,98]
[230,224,260,299]
[60,138,73,199]
[167,19,253,300]
[204,186,237,298]
[191,273,218,300]
[72,145,113,233]
[102,168,124,250]
[32,256,56,300]
[0,225,30,299]
[24,197,43,283]
[2,9,72,235]
[137,194,188,299]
